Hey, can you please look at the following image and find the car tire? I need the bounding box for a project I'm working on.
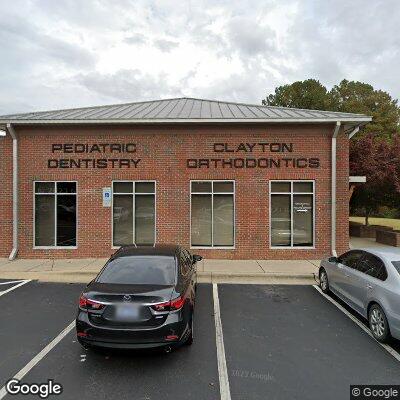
[369,304,391,343]
[319,268,330,293]
[185,314,194,346]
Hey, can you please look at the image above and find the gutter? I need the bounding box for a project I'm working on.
[0,117,372,126]
[7,123,18,260]
[331,121,341,257]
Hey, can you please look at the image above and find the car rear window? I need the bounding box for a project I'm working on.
[96,256,176,285]
[392,261,400,275]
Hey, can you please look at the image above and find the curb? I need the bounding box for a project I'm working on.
[0,271,317,285]
[198,272,315,284]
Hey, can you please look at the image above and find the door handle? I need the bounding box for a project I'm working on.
[366,284,373,290]
[344,273,350,278]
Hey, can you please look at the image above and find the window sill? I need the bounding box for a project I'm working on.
[270,246,315,250]
[190,246,235,250]
[33,246,78,250]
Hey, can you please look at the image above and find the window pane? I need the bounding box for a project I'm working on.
[213,182,234,193]
[271,182,291,193]
[57,195,76,246]
[35,195,55,246]
[392,261,400,275]
[113,195,133,245]
[97,256,175,285]
[135,195,155,245]
[135,182,155,193]
[339,251,364,269]
[293,182,313,193]
[213,194,234,246]
[113,182,133,193]
[191,182,212,193]
[191,194,212,246]
[271,194,291,246]
[57,182,76,193]
[35,182,55,193]
[293,194,313,246]
[358,253,386,280]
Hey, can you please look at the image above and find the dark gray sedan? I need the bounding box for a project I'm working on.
[319,248,400,343]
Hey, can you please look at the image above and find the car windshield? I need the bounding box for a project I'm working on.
[96,256,176,285]
[392,261,400,275]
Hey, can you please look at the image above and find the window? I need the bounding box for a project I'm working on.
[392,261,400,276]
[34,181,77,247]
[357,253,388,281]
[338,250,364,269]
[270,181,314,247]
[191,181,234,248]
[112,181,156,246]
[96,256,176,285]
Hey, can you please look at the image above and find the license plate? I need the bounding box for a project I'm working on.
[115,304,140,321]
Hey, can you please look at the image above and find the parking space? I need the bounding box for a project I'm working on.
[0,282,219,400]
[0,281,399,399]
[0,280,84,389]
[219,284,400,400]
[0,279,31,297]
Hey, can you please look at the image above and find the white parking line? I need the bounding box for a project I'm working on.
[0,280,26,285]
[313,285,400,363]
[0,320,75,400]
[0,280,31,297]
[212,283,231,400]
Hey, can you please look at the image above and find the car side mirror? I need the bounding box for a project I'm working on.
[328,256,338,263]
[192,254,203,263]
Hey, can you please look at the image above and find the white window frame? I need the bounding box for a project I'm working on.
[269,180,315,249]
[190,180,235,249]
[33,181,78,249]
[111,180,157,248]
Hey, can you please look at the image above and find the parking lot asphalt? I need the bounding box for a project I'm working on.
[0,280,399,400]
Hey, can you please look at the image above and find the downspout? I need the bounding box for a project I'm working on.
[7,123,18,260]
[331,121,341,257]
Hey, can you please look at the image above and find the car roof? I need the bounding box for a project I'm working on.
[112,244,180,259]
[355,247,400,262]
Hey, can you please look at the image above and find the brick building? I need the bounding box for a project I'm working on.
[0,98,371,260]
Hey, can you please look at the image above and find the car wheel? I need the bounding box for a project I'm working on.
[369,304,391,343]
[185,313,194,346]
[319,268,329,293]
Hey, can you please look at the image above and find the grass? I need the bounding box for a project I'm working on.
[350,216,400,230]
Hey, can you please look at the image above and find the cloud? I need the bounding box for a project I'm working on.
[153,39,179,52]
[76,69,185,101]
[0,0,398,114]
[124,33,147,45]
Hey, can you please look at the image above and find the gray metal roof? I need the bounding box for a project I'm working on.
[0,97,371,125]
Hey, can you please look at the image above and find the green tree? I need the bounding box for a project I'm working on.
[263,79,400,139]
[263,79,335,111]
[331,80,400,139]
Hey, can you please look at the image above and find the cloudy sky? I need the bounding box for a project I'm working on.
[0,0,398,114]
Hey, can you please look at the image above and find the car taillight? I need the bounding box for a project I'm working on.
[79,294,105,311]
[151,296,185,312]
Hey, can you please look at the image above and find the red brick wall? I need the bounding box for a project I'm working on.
[0,134,13,257]
[2,123,349,259]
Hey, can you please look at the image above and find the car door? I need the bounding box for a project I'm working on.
[334,250,364,303]
[355,252,388,317]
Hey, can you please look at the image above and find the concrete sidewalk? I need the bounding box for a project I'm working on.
[0,257,319,284]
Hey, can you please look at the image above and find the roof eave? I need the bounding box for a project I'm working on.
[0,117,372,127]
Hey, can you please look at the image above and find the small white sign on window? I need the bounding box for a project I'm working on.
[103,187,112,207]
